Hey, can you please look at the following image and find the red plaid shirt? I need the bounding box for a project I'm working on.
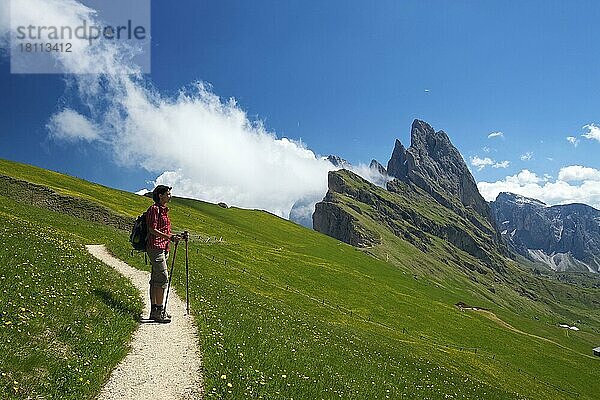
[146,204,171,251]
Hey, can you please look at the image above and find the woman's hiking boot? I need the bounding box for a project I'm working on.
[149,304,171,323]
[153,305,171,323]
[149,304,160,320]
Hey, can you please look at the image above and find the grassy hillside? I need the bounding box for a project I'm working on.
[0,198,143,399]
[1,159,599,399]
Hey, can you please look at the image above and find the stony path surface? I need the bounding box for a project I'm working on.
[86,245,204,400]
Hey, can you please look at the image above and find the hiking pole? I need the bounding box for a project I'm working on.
[162,240,179,319]
[184,231,190,315]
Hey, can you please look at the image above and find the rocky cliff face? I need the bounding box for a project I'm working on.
[386,140,408,179]
[313,171,381,247]
[326,155,351,169]
[290,155,389,228]
[369,159,387,176]
[490,192,600,273]
[387,120,494,228]
[313,120,508,272]
[313,169,505,271]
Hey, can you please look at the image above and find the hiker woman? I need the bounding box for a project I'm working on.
[146,185,180,323]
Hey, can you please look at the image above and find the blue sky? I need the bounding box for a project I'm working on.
[1,0,600,214]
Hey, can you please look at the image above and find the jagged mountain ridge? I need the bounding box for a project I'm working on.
[290,155,389,228]
[490,192,600,273]
[314,119,508,275]
[326,155,351,169]
[369,159,387,176]
[387,120,495,227]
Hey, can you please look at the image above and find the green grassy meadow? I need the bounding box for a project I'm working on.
[0,198,143,399]
[0,158,599,399]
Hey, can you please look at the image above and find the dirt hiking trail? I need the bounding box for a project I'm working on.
[86,245,204,400]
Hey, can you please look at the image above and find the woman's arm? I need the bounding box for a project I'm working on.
[148,226,171,241]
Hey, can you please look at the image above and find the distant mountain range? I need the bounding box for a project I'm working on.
[312,119,598,276]
[313,119,508,280]
[490,192,600,273]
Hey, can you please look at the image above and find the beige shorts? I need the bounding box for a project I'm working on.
[147,249,169,289]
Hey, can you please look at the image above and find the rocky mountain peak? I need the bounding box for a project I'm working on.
[386,119,493,225]
[495,192,547,208]
[409,119,454,156]
[326,155,351,169]
[386,139,408,179]
[369,159,387,176]
[490,192,600,273]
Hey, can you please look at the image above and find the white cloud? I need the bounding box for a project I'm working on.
[0,1,9,50]
[492,160,510,169]
[471,156,494,171]
[513,169,542,184]
[471,156,509,171]
[558,165,600,182]
[582,124,600,142]
[482,146,492,153]
[0,1,8,30]
[520,152,533,161]
[110,84,336,218]
[347,163,391,188]
[47,109,100,142]
[479,167,600,209]
[7,0,395,221]
[566,136,579,147]
[4,0,140,74]
[488,131,504,139]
